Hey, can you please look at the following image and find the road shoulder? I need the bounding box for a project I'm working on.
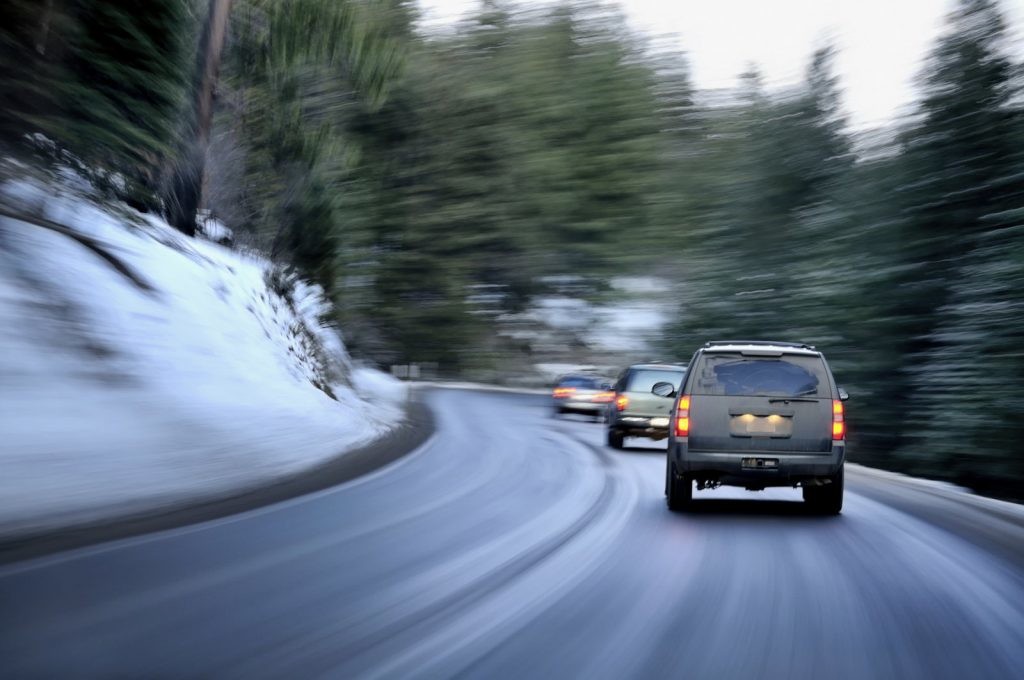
[0,397,434,566]
[847,463,1024,570]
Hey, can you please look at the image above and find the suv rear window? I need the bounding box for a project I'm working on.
[626,369,685,393]
[690,353,830,398]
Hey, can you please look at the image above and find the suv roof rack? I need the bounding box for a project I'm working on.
[703,340,817,351]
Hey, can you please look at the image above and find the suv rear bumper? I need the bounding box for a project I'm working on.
[672,441,845,485]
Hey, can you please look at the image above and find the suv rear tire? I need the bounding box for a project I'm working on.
[607,430,624,450]
[666,459,692,511]
[803,466,844,515]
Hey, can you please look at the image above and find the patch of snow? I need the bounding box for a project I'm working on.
[352,366,408,411]
[587,301,669,352]
[609,276,671,294]
[196,210,234,244]
[533,363,615,383]
[413,382,549,396]
[512,287,672,354]
[848,464,1024,517]
[531,296,594,331]
[0,175,404,538]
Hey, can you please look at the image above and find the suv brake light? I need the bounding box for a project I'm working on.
[832,399,845,440]
[675,395,690,437]
[615,394,629,411]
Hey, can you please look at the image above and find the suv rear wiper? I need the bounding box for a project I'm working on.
[768,397,818,403]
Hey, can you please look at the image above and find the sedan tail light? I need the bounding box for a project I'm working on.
[675,395,690,437]
[832,399,845,440]
[592,391,615,403]
[552,387,575,399]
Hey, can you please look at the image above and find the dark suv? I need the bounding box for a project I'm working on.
[606,363,687,449]
[659,341,848,514]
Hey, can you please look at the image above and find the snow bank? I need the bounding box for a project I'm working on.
[0,175,406,538]
[351,366,409,407]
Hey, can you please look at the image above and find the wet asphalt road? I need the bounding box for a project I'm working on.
[2,388,1024,679]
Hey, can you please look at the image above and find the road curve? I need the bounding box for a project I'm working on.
[2,388,1023,678]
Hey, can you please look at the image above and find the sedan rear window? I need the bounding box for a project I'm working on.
[558,376,604,389]
[691,354,829,398]
[626,369,685,393]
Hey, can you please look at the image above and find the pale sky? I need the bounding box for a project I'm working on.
[417,0,1024,130]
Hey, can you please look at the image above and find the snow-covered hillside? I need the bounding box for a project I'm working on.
[0,175,406,539]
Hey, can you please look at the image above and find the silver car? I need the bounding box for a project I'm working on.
[606,363,688,449]
[551,375,615,420]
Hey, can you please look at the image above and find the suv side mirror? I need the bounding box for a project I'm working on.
[838,387,850,401]
[651,381,676,398]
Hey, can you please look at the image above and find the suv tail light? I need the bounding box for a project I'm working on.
[615,394,629,411]
[675,395,691,437]
[832,399,845,440]
[553,387,575,399]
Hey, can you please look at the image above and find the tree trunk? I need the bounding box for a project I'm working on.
[35,0,55,55]
[196,0,233,152]
[165,0,233,236]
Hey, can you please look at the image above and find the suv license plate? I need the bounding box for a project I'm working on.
[651,417,669,428]
[742,458,779,469]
